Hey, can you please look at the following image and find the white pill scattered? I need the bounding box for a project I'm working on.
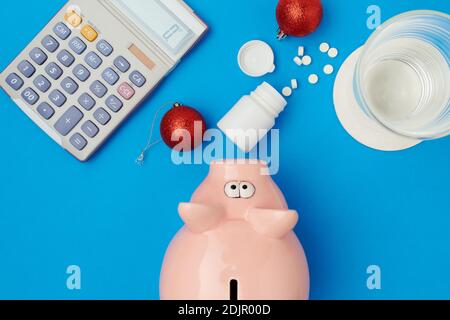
[291,79,298,89]
[282,86,293,97]
[319,42,330,53]
[323,64,334,75]
[293,56,303,66]
[328,48,339,58]
[298,46,305,57]
[302,55,312,66]
[308,74,319,85]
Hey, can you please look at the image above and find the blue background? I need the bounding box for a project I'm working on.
[0,0,449,300]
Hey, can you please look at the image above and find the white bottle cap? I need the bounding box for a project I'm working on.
[238,40,275,77]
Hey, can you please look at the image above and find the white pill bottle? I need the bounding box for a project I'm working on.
[218,82,287,152]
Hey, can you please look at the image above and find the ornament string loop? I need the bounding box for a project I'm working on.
[136,101,178,166]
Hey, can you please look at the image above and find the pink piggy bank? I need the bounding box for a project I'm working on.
[160,160,309,300]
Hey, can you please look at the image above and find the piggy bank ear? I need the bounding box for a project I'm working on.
[178,203,225,233]
[246,208,299,239]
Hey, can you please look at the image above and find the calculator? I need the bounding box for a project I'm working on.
[0,0,207,161]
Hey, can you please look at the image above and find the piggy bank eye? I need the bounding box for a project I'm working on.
[224,181,240,198]
[240,182,255,199]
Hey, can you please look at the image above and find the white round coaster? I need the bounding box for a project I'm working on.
[333,47,421,151]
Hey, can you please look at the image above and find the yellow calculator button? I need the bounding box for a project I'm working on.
[81,25,98,42]
[64,11,82,28]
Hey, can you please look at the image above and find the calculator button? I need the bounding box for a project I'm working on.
[57,50,75,67]
[61,77,79,95]
[69,37,87,55]
[117,82,135,100]
[114,56,130,73]
[21,88,39,105]
[41,35,59,53]
[81,25,98,42]
[53,22,71,40]
[73,64,91,82]
[85,52,102,69]
[129,71,146,88]
[78,93,96,111]
[49,89,67,107]
[29,48,48,65]
[5,73,24,91]
[64,11,82,28]
[33,75,51,93]
[17,60,36,78]
[70,133,87,151]
[102,68,119,85]
[93,108,111,126]
[54,106,83,136]
[45,62,63,80]
[105,95,123,113]
[90,80,108,98]
[37,102,55,120]
[81,120,99,138]
[97,40,113,56]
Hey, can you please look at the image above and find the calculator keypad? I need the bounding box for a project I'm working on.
[18,60,36,78]
[5,17,149,158]
[30,48,48,65]
[33,75,51,93]
[6,73,24,91]
[54,106,83,136]
[41,35,60,53]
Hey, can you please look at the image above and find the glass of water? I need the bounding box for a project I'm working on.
[354,10,450,140]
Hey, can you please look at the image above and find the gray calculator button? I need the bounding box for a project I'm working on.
[18,60,36,78]
[105,95,123,112]
[41,35,59,53]
[6,73,24,91]
[93,108,111,125]
[90,80,107,98]
[29,48,48,65]
[49,89,67,107]
[102,68,119,85]
[54,106,83,136]
[78,93,96,111]
[81,121,99,138]
[33,75,51,93]
[73,64,91,82]
[21,87,39,105]
[69,37,87,55]
[97,40,113,56]
[54,22,71,40]
[70,133,87,151]
[37,102,55,120]
[129,71,146,88]
[85,52,102,69]
[57,50,75,67]
[61,77,79,95]
[45,62,63,80]
[114,56,130,73]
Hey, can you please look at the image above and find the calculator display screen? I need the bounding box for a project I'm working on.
[110,0,194,58]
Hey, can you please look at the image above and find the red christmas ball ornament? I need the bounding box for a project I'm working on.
[276,0,323,39]
[160,103,207,151]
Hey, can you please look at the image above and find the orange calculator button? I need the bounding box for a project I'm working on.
[64,11,82,28]
[81,25,98,42]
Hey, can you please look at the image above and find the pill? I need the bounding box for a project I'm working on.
[319,42,330,53]
[323,64,334,75]
[298,46,305,57]
[282,87,292,97]
[328,48,339,58]
[293,56,303,66]
[291,79,298,89]
[308,74,319,85]
[302,55,312,66]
